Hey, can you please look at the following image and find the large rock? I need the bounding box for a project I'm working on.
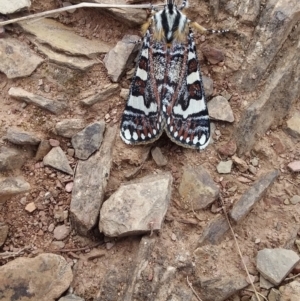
[70,126,117,236]
[99,172,173,237]
[207,96,234,123]
[0,177,30,204]
[0,38,43,79]
[0,253,73,301]
[0,0,31,14]
[6,127,41,145]
[0,146,25,172]
[55,119,86,138]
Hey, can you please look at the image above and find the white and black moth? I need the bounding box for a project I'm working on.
[120,0,225,150]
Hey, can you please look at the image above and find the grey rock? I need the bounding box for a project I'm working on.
[53,225,70,241]
[59,294,84,301]
[279,280,300,301]
[6,127,41,145]
[71,121,105,160]
[70,126,117,236]
[35,140,52,161]
[203,76,214,97]
[151,147,168,166]
[286,112,300,139]
[179,165,219,210]
[9,87,67,115]
[260,275,274,289]
[257,248,300,285]
[80,84,119,106]
[230,170,279,223]
[198,215,229,246]
[268,288,281,301]
[55,119,85,138]
[20,18,110,57]
[217,160,233,174]
[43,147,73,175]
[104,35,140,82]
[0,223,8,247]
[0,0,31,14]
[208,96,234,122]
[99,172,173,237]
[0,253,73,301]
[0,177,30,204]
[0,146,25,171]
[0,38,43,79]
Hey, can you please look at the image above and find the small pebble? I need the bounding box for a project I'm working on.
[250,157,259,167]
[65,182,73,193]
[171,233,177,241]
[290,195,300,205]
[25,202,36,213]
[49,139,60,147]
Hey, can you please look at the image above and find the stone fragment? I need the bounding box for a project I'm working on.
[217,160,233,174]
[0,0,31,14]
[55,119,85,138]
[0,146,25,171]
[49,139,60,147]
[50,241,65,250]
[250,157,259,167]
[257,248,300,285]
[290,195,300,205]
[230,170,279,223]
[232,155,248,172]
[35,140,52,161]
[0,37,43,79]
[287,161,300,172]
[0,223,8,247]
[202,45,225,64]
[71,121,105,160]
[6,127,40,145]
[260,275,274,290]
[120,88,129,100]
[179,165,219,210]
[217,140,237,156]
[59,294,84,301]
[208,96,234,122]
[80,84,119,106]
[104,35,140,82]
[279,280,300,301]
[203,76,214,97]
[99,172,173,237]
[268,288,281,301]
[20,18,110,56]
[151,147,168,166]
[70,126,117,236]
[0,177,30,204]
[53,225,70,240]
[65,182,73,193]
[43,147,73,175]
[198,215,229,246]
[0,253,73,301]
[9,87,67,115]
[25,202,36,213]
[286,112,300,139]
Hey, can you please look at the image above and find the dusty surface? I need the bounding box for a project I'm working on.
[0,1,300,301]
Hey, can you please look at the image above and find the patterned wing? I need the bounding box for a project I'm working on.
[120,29,164,145]
[164,29,210,149]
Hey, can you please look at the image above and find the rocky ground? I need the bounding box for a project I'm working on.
[0,0,300,301]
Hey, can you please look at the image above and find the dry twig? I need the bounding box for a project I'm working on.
[187,276,203,301]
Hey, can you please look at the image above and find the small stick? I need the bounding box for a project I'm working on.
[285,273,300,281]
[187,276,203,301]
[0,2,164,27]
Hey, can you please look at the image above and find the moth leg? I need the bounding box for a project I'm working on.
[190,21,229,34]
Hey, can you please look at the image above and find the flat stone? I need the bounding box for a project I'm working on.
[208,96,234,122]
[35,140,52,161]
[0,253,73,301]
[198,215,229,246]
[257,248,300,285]
[0,223,8,247]
[232,155,248,172]
[268,288,281,301]
[0,38,43,79]
[9,87,67,115]
[104,35,140,82]
[287,161,300,172]
[290,195,300,205]
[55,119,85,138]
[202,45,225,64]
[230,170,279,223]
[179,165,219,210]
[53,224,70,240]
[43,147,73,175]
[0,0,31,14]
[0,177,30,204]
[80,84,119,106]
[151,147,168,166]
[260,275,274,289]
[58,294,84,301]
[19,18,111,57]
[286,112,300,139]
[70,126,117,236]
[279,280,300,301]
[99,172,173,237]
[71,121,105,160]
[25,202,36,213]
[217,160,233,174]
[49,139,60,147]
[0,146,25,172]
[217,139,237,156]
[203,76,214,97]
[6,127,41,145]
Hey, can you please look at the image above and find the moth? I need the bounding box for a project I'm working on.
[120,0,225,150]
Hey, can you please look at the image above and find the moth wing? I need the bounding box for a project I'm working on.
[120,30,164,145]
[164,30,210,149]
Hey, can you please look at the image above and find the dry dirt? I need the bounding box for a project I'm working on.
[0,1,300,300]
